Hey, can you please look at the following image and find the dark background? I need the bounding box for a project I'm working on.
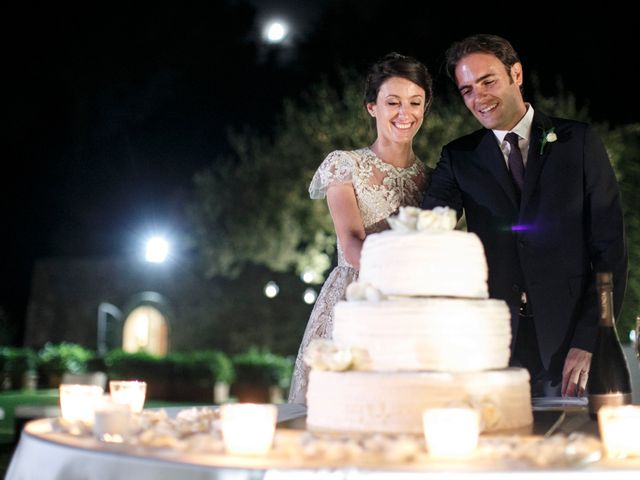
[3,0,637,343]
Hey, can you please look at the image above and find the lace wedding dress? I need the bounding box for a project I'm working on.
[288,147,428,404]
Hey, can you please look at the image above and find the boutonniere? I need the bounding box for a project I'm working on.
[539,127,557,155]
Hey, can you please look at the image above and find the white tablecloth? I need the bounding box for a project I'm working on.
[6,403,640,480]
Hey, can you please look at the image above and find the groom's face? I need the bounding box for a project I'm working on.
[454,52,526,131]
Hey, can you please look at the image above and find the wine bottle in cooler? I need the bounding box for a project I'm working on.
[587,272,632,417]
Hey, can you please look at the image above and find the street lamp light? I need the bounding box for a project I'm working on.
[301,268,315,284]
[145,236,169,263]
[303,288,317,305]
[264,281,279,298]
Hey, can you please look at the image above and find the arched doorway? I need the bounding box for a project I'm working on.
[122,293,171,355]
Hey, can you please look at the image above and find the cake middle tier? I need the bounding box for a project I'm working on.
[333,298,511,371]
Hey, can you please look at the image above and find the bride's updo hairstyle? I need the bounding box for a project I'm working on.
[363,52,433,115]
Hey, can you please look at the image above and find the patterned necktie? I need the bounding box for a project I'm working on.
[505,132,525,191]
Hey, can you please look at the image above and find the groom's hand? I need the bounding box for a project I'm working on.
[561,348,592,397]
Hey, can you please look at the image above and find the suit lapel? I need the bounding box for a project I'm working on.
[477,130,520,208]
[521,112,553,209]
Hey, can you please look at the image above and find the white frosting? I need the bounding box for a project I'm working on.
[333,298,511,372]
[358,229,489,299]
[306,368,533,434]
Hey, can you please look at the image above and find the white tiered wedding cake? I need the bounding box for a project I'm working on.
[304,207,533,434]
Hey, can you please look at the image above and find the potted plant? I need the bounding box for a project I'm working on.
[103,349,170,399]
[168,350,234,403]
[230,347,293,403]
[37,342,93,388]
[1,347,39,390]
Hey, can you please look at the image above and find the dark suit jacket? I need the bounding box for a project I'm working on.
[423,110,628,376]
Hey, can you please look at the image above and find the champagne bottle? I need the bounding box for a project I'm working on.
[587,272,632,417]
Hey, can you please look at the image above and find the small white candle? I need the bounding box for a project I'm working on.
[423,407,480,458]
[598,405,640,458]
[59,384,104,425]
[93,395,131,443]
[109,380,147,413]
[220,403,277,455]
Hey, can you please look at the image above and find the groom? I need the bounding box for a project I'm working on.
[423,34,628,397]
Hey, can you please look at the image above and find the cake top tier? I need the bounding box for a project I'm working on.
[357,207,489,299]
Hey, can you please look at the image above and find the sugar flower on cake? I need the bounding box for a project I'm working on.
[388,206,457,232]
[303,339,351,371]
[387,206,421,231]
[455,396,501,432]
[416,206,457,231]
[346,281,385,301]
[303,339,371,371]
[349,345,373,370]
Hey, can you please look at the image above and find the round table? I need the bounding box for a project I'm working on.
[5,404,640,480]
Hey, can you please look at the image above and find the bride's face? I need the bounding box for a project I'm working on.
[366,76,426,146]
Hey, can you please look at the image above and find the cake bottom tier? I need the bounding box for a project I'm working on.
[306,368,533,434]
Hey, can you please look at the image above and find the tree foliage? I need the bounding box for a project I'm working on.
[190,70,475,282]
[598,123,640,337]
[190,71,639,335]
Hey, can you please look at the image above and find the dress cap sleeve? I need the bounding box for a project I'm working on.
[308,150,356,199]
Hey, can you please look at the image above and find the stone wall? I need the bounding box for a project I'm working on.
[24,255,314,356]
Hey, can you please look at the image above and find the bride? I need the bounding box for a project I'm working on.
[288,52,433,404]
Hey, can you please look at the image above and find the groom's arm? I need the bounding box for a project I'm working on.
[562,124,627,396]
[572,125,628,351]
[422,147,463,219]
[584,126,628,317]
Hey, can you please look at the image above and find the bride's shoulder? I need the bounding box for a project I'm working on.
[324,147,368,160]
[319,148,371,170]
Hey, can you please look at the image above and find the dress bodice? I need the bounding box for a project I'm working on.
[309,147,428,267]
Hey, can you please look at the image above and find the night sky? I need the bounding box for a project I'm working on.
[3,0,637,342]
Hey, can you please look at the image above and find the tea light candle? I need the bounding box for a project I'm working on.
[109,380,147,413]
[423,407,480,458]
[59,384,104,424]
[598,405,640,458]
[93,395,131,443]
[220,403,277,455]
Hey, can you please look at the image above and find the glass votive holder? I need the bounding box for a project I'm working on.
[93,395,131,443]
[598,405,640,458]
[423,407,480,458]
[59,384,104,425]
[109,380,147,413]
[220,403,277,455]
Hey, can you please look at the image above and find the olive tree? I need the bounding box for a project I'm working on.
[190,72,639,336]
